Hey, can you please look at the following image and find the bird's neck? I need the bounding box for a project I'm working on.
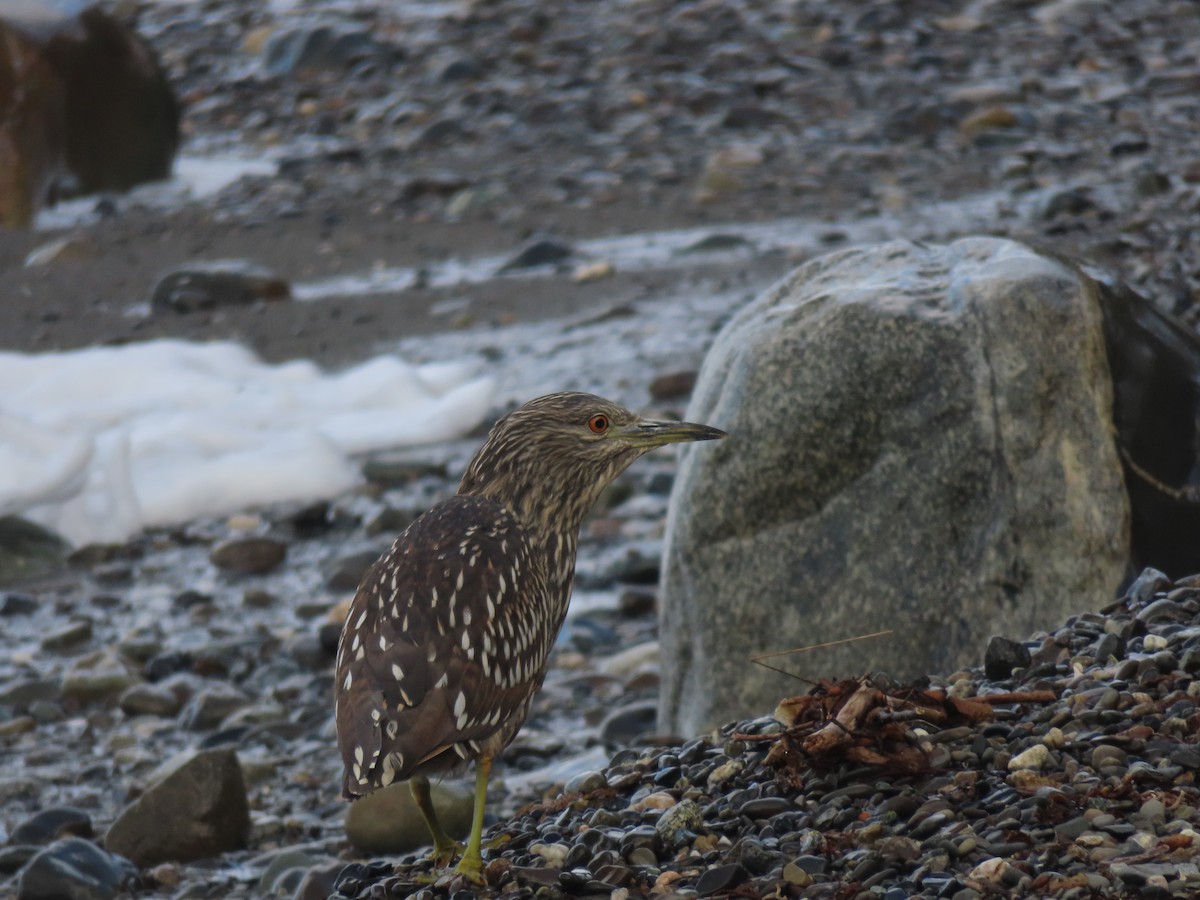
[459,467,610,538]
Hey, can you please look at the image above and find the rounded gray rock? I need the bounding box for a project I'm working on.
[17,838,136,900]
[661,238,1130,735]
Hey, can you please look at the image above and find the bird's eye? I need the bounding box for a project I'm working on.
[588,414,609,434]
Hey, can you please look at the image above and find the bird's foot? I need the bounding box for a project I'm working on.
[482,833,511,851]
[453,850,486,885]
[429,838,464,868]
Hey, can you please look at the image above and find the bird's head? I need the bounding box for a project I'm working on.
[458,392,725,529]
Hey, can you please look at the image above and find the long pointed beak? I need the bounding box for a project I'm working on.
[621,417,727,448]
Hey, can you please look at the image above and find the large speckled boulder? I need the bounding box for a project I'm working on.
[660,238,1131,737]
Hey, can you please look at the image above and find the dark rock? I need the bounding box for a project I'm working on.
[210,536,287,575]
[1097,270,1200,576]
[289,501,333,537]
[360,458,446,486]
[40,619,92,651]
[497,237,574,273]
[600,700,657,745]
[1040,186,1097,219]
[1127,567,1172,604]
[326,550,380,592]
[11,808,93,845]
[263,23,384,77]
[438,55,481,82]
[0,516,69,586]
[151,260,291,314]
[179,685,251,730]
[294,859,349,900]
[617,588,657,617]
[118,682,182,718]
[648,371,698,400]
[364,506,416,536]
[287,632,331,670]
[143,651,192,681]
[318,620,343,655]
[0,844,38,875]
[662,239,1129,734]
[104,748,250,865]
[16,837,136,900]
[0,677,61,710]
[695,863,748,895]
[0,591,37,615]
[984,636,1032,680]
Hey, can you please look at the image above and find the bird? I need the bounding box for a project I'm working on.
[334,391,725,882]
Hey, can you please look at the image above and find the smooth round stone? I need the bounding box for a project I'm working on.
[209,537,287,575]
[600,700,657,744]
[741,797,793,819]
[11,807,93,845]
[257,848,325,893]
[782,860,813,886]
[40,620,93,651]
[62,656,138,703]
[1091,745,1128,769]
[344,781,472,855]
[626,846,658,867]
[790,854,828,874]
[27,700,64,724]
[695,863,748,895]
[180,686,252,730]
[1007,744,1052,770]
[17,837,136,900]
[564,770,608,794]
[118,683,182,718]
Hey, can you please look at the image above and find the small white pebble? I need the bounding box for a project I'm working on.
[1008,744,1053,771]
[1143,634,1168,651]
[1042,727,1065,748]
[968,858,1009,882]
[529,842,570,866]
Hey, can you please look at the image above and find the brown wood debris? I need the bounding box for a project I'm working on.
[744,677,1057,789]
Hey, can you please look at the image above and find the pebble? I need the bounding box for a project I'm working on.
[0,592,38,616]
[983,635,1032,679]
[496,237,574,273]
[150,260,290,314]
[209,537,288,574]
[118,683,183,718]
[16,838,136,900]
[10,808,93,845]
[40,619,93,651]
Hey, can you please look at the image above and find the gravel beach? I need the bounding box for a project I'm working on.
[2,0,1199,898]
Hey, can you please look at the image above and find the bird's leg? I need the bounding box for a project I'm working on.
[408,776,462,867]
[453,753,493,884]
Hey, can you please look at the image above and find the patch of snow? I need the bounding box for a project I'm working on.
[0,340,493,546]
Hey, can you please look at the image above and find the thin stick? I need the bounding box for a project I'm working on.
[750,629,894,682]
[751,630,894,662]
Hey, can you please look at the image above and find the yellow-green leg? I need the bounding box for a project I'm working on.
[453,753,493,884]
[409,776,462,867]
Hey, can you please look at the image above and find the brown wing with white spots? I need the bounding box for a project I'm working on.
[335,494,559,798]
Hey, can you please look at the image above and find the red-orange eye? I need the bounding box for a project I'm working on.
[588,414,609,434]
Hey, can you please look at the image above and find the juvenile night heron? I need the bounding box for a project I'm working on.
[335,392,724,881]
